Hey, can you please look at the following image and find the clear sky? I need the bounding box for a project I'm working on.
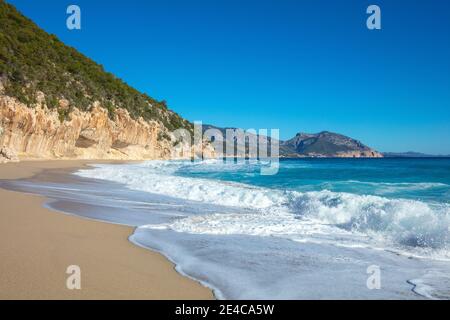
[6,0,450,154]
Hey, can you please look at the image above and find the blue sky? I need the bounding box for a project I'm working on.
[7,0,450,154]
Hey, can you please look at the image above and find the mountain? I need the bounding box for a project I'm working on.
[0,1,216,162]
[202,125,382,158]
[281,131,383,158]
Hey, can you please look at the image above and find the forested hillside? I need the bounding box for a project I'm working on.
[0,0,191,132]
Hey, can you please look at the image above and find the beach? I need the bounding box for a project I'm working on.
[0,160,213,300]
[1,159,449,299]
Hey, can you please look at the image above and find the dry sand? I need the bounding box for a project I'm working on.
[0,160,213,300]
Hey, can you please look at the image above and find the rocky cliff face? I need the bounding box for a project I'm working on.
[0,94,214,162]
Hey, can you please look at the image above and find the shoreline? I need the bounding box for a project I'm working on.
[0,160,213,300]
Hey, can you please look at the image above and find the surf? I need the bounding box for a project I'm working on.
[76,160,450,259]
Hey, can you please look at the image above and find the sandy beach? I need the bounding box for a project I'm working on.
[0,160,213,300]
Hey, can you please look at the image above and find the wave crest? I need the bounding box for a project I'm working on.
[76,161,450,257]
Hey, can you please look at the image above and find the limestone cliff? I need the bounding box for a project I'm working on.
[0,94,214,162]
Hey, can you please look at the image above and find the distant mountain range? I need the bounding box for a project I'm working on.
[203,124,450,158]
[202,125,383,158]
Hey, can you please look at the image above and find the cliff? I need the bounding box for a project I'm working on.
[0,94,214,162]
[0,1,215,162]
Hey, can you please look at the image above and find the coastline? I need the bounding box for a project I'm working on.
[0,160,213,300]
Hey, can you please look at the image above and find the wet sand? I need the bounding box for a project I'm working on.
[0,160,213,300]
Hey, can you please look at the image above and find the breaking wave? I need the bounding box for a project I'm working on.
[76,161,450,259]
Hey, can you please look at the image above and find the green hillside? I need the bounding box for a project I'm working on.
[0,0,191,132]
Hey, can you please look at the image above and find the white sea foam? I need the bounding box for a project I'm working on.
[408,270,450,299]
[77,161,284,209]
[76,161,450,259]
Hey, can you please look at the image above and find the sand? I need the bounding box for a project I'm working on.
[0,160,213,300]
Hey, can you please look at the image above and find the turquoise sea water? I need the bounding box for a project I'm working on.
[177,158,450,203]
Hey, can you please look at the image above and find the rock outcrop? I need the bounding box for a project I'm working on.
[0,146,18,163]
[0,94,214,161]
